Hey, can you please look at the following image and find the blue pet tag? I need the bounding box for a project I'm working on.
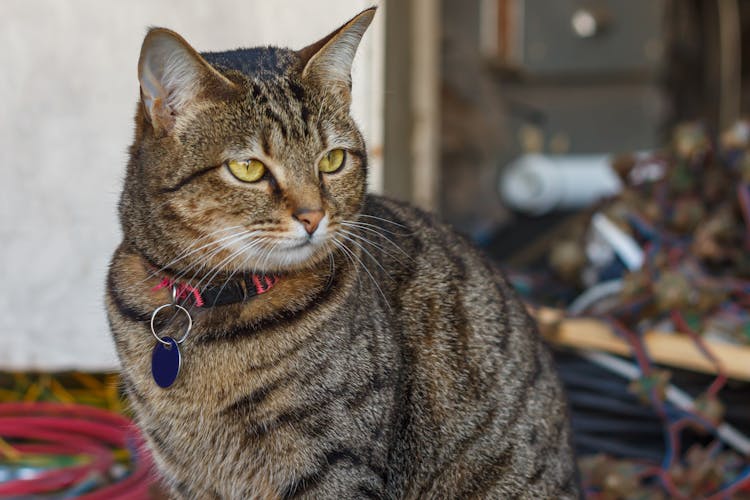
[149,300,192,389]
[152,336,182,388]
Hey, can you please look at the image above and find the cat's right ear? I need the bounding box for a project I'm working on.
[138,28,235,135]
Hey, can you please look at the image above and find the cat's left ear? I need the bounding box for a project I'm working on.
[298,7,376,100]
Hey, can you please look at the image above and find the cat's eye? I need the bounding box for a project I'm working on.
[227,159,266,183]
[318,149,346,174]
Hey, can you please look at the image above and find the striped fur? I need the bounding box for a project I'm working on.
[107,8,578,499]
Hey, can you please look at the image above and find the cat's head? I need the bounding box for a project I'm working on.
[121,8,375,277]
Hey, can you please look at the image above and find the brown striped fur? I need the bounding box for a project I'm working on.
[107,8,579,499]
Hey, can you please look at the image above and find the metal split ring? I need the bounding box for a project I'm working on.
[150,303,193,346]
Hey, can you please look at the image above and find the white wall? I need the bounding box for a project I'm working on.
[0,0,384,370]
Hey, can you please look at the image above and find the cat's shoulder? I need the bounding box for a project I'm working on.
[361,194,502,274]
[363,194,442,230]
[362,194,473,246]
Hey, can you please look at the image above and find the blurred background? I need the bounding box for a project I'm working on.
[2,0,750,498]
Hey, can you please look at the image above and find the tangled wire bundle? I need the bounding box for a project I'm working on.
[544,122,750,498]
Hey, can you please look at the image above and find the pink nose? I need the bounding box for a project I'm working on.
[293,208,324,235]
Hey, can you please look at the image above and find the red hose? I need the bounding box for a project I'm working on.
[0,401,155,498]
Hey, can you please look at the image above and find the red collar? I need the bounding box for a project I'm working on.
[152,273,280,308]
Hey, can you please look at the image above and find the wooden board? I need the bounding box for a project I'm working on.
[533,307,750,381]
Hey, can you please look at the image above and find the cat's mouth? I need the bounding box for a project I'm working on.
[287,239,312,250]
[280,231,317,247]
[195,222,334,275]
[234,233,332,272]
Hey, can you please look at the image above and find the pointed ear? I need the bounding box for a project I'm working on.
[298,7,376,97]
[138,28,235,134]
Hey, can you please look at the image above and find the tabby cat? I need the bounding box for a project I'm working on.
[106,7,579,499]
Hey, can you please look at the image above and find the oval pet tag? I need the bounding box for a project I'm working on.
[152,336,182,388]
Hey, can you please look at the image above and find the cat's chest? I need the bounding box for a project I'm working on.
[146,409,302,499]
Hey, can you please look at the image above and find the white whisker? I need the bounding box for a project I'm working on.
[191,236,270,298]
[116,226,249,297]
[338,223,413,263]
[171,231,261,300]
[336,230,394,282]
[332,235,391,311]
[356,213,408,229]
[331,238,362,290]
[148,226,248,278]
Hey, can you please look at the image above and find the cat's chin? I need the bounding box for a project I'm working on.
[241,242,333,274]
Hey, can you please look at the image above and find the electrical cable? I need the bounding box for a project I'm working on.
[578,350,750,456]
[567,279,623,315]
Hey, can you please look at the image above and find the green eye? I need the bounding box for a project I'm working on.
[319,149,346,174]
[228,159,266,183]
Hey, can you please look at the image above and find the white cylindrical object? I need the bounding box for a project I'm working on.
[500,153,622,215]
[590,213,644,271]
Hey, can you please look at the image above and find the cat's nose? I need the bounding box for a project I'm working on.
[293,208,324,235]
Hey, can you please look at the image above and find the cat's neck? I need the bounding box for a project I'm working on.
[109,242,356,339]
